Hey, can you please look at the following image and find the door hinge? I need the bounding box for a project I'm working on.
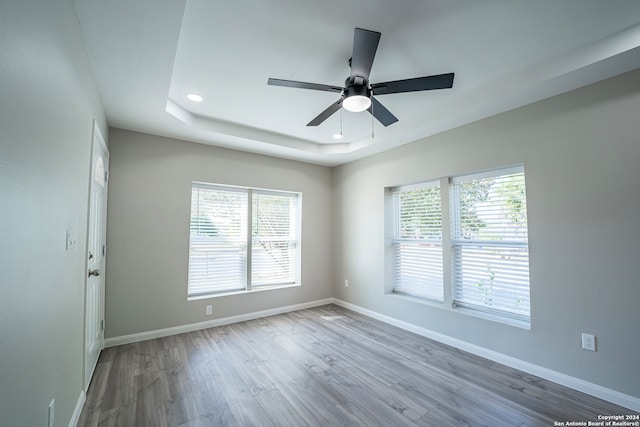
[102,244,106,256]
[101,319,104,331]
[104,170,109,183]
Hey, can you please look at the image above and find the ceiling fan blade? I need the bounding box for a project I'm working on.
[268,78,343,93]
[368,97,398,127]
[307,99,343,126]
[350,28,381,80]
[371,73,455,95]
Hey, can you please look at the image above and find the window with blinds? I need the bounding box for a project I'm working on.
[188,183,300,298]
[385,166,530,326]
[391,182,443,301]
[451,167,530,321]
[251,191,298,287]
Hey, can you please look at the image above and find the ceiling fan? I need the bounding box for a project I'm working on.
[268,27,455,127]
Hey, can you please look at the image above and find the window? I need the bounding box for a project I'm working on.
[387,166,530,326]
[451,167,530,321]
[390,182,443,301]
[251,191,299,286]
[188,183,301,298]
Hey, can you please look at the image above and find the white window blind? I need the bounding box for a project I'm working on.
[188,183,300,298]
[392,182,443,301]
[251,191,298,287]
[188,185,248,296]
[451,167,530,321]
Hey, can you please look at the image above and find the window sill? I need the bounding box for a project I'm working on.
[386,292,531,330]
[188,283,301,301]
[388,291,445,308]
[453,305,531,330]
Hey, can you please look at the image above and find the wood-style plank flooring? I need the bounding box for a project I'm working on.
[78,304,635,426]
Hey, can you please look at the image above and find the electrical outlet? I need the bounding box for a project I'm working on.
[48,399,55,427]
[344,279,349,288]
[205,305,213,316]
[581,333,596,351]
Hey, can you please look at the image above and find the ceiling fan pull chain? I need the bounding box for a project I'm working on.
[371,99,375,139]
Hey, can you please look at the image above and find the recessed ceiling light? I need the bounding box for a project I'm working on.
[332,133,344,140]
[187,93,204,102]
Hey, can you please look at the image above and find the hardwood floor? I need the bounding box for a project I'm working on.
[78,304,635,426]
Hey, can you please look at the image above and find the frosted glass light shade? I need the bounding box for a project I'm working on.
[343,95,371,112]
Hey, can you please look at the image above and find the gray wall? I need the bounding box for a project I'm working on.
[104,129,334,338]
[0,0,107,426]
[333,69,640,399]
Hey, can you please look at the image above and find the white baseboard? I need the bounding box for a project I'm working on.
[102,296,639,412]
[105,298,334,347]
[69,390,86,427]
[331,298,640,412]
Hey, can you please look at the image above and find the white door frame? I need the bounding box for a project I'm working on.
[84,119,109,390]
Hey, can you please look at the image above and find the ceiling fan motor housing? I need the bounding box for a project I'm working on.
[344,76,371,99]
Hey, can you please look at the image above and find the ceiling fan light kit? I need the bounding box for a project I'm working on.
[343,76,372,112]
[268,27,454,128]
[343,94,371,112]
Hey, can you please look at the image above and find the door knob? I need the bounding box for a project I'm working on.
[88,269,100,277]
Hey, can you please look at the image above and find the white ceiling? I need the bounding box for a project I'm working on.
[74,0,640,166]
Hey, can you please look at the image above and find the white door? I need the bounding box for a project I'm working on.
[85,121,108,389]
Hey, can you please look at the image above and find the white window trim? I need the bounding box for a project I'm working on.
[188,182,302,300]
[385,165,531,329]
[388,180,444,302]
[451,166,530,323]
